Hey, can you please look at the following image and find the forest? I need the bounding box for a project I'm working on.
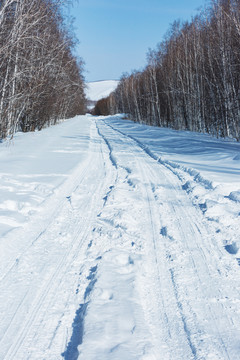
[0,0,86,139]
[94,0,240,140]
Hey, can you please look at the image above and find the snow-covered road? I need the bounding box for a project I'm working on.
[0,115,239,359]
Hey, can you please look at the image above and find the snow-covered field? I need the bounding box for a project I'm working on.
[85,80,119,101]
[0,114,239,359]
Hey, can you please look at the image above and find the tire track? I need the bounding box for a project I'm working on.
[97,119,238,360]
[0,122,115,360]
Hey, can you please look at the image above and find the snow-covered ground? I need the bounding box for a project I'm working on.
[85,80,119,101]
[0,114,239,359]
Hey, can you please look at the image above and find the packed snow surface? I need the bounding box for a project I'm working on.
[85,80,119,101]
[0,114,240,360]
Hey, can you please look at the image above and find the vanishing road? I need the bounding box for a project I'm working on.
[0,115,239,360]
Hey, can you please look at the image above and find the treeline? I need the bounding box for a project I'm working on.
[0,0,86,139]
[96,0,240,140]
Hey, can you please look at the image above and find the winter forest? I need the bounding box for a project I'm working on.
[0,0,86,139]
[1,1,240,358]
[94,0,240,141]
[0,0,240,140]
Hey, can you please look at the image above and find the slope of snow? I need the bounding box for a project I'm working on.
[0,114,239,360]
[85,80,119,101]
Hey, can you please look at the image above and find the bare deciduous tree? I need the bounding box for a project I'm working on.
[0,0,86,139]
[99,0,240,141]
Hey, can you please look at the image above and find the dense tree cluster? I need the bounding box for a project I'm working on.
[98,0,240,140]
[92,97,110,116]
[0,0,86,139]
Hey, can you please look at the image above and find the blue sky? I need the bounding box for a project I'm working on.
[67,0,207,82]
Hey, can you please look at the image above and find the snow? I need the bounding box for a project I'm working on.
[0,114,239,359]
[85,80,119,101]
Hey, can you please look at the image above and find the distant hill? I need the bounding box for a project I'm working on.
[85,80,119,102]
